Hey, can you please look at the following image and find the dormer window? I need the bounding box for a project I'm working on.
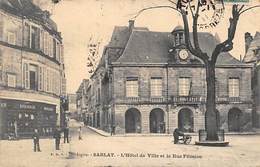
[172,25,185,47]
[173,32,184,47]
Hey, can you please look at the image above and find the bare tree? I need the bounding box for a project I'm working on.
[133,0,260,141]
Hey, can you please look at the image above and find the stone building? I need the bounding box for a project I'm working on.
[76,79,89,121]
[0,0,66,138]
[88,21,253,134]
[243,31,260,128]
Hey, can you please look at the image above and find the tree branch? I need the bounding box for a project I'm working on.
[188,0,195,18]
[181,9,208,62]
[211,4,242,64]
[192,1,201,52]
[168,0,177,6]
[239,5,260,15]
[130,5,181,20]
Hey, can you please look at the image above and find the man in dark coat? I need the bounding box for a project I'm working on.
[63,127,69,143]
[53,127,61,150]
[173,128,184,144]
[32,129,41,152]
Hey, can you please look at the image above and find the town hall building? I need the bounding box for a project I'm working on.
[86,20,253,134]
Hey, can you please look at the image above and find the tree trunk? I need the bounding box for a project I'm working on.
[205,62,218,141]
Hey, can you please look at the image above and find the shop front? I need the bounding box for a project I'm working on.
[0,99,57,139]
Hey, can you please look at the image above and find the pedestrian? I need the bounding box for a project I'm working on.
[32,129,41,152]
[110,125,115,136]
[63,127,69,143]
[53,127,61,150]
[78,126,82,140]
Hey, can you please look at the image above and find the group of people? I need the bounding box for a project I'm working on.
[32,126,83,152]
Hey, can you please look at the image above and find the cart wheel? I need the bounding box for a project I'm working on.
[184,136,192,144]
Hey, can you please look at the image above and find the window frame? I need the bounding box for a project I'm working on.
[150,77,163,97]
[125,77,139,97]
[228,77,240,97]
[7,73,16,88]
[178,77,191,96]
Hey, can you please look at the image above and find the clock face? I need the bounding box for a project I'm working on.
[179,49,188,60]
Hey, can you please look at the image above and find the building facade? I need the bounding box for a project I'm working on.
[88,21,253,134]
[0,0,66,138]
[76,79,89,121]
[243,31,260,128]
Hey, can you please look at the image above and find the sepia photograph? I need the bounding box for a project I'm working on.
[0,0,260,166]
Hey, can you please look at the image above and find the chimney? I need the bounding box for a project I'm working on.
[245,32,253,53]
[128,20,135,32]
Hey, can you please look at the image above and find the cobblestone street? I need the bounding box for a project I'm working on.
[1,120,260,167]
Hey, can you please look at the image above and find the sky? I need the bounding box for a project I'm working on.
[34,0,260,94]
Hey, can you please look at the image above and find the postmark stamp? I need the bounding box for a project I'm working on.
[177,0,225,29]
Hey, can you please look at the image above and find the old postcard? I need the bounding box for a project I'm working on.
[0,0,260,166]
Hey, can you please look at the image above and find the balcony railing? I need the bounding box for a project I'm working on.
[114,96,243,104]
[115,97,166,104]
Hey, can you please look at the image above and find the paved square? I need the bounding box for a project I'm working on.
[1,126,260,167]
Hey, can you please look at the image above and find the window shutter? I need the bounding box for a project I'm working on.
[0,15,3,40]
[23,63,29,89]
[38,66,43,91]
[23,23,30,47]
[0,49,2,81]
[40,29,44,51]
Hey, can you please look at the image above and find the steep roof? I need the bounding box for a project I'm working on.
[0,0,58,33]
[243,32,260,63]
[116,29,243,65]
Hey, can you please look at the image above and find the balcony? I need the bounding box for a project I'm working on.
[114,97,166,104]
[216,96,241,103]
[170,96,205,104]
[114,96,246,105]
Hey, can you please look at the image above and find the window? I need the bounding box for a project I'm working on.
[126,77,138,97]
[38,66,43,91]
[23,63,29,89]
[228,78,239,97]
[29,64,38,90]
[179,32,184,44]
[49,36,53,57]
[23,23,30,47]
[44,32,48,54]
[56,43,60,62]
[7,32,16,45]
[174,33,179,46]
[31,26,40,50]
[150,77,162,97]
[178,77,191,96]
[53,38,56,59]
[7,74,16,87]
[40,29,44,51]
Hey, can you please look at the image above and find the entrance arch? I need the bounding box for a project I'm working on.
[178,108,194,132]
[125,108,141,133]
[149,108,165,133]
[228,108,242,132]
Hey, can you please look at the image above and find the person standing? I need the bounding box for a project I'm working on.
[14,120,17,139]
[78,126,82,140]
[53,127,61,150]
[63,127,69,143]
[32,129,41,152]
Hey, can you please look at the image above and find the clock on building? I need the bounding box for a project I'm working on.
[178,49,189,60]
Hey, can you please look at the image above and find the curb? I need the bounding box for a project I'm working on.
[86,126,260,137]
[87,126,110,137]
